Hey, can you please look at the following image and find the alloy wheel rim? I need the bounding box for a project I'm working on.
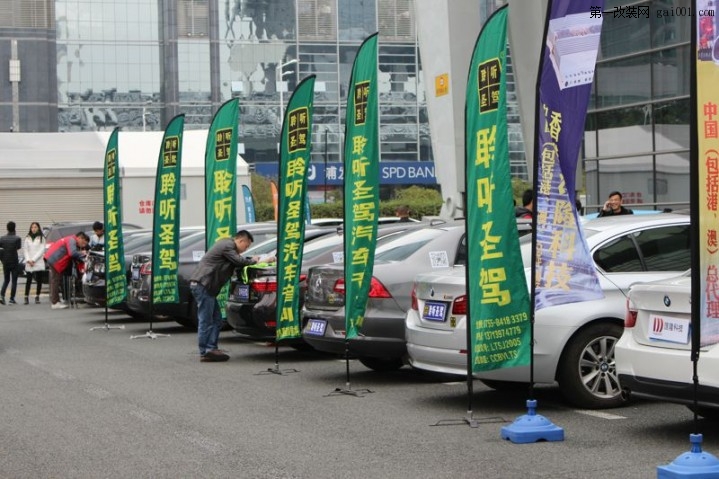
[578,335,621,399]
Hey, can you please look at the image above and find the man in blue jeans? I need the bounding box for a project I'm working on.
[189,230,260,362]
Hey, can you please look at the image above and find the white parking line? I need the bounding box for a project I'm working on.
[574,409,627,420]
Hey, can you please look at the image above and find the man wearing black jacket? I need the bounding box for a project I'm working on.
[0,221,22,305]
[598,191,634,217]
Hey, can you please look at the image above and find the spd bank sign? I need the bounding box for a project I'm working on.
[254,161,437,186]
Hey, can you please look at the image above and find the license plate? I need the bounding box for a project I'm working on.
[306,319,326,336]
[237,284,249,301]
[131,268,140,281]
[422,301,447,322]
[648,314,690,344]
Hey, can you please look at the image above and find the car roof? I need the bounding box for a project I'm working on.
[580,212,689,235]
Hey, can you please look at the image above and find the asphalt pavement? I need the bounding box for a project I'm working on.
[1,294,718,479]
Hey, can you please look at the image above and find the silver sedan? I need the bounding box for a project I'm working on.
[301,220,531,372]
[406,213,691,409]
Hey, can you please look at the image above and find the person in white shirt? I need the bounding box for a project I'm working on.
[23,221,46,305]
[89,221,104,249]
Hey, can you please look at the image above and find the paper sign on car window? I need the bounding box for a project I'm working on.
[192,250,204,262]
[429,251,449,268]
[332,252,344,263]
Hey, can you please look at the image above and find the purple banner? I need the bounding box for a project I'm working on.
[534,0,604,310]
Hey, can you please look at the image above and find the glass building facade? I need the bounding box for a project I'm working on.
[583,0,693,211]
[1,0,531,185]
[2,0,432,170]
[5,0,698,205]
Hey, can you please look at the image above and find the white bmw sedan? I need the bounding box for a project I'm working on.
[616,272,719,419]
[405,213,691,409]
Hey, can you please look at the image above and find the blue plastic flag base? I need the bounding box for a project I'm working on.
[657,434,719,478]
[500,399,564,444]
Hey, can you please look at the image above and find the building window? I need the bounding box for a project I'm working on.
[298,0,337,41]
[178,0,208,37]
[378,0,415,42]
[0,0,53,28]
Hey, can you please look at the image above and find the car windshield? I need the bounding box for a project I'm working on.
[299,228,417,262]
[374,228,446,262]
[122,229,203,254]
[179,232,207,254]
[301,233,345,261]
[245,236,279,256]
[123,232,154,251]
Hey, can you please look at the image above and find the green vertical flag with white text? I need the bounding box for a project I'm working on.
[103,127,127,306]
[465,6,530,372]
[152,114,185,304]
[276,75,316,341]
[343,33,379,339]
[204,99,240,314]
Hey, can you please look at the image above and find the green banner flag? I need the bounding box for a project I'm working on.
[465,6,530,372]
[205,98,240,313]
[103,127,127,306]
[152,114,185,304]
[276,75,316,341]
[343,33,379,339]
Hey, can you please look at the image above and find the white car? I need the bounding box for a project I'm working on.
[405,213,691,409]
[616,272,719,419]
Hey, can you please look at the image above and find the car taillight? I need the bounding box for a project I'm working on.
[452,295,467,315]
[333,277,392,299]
[369,278,392,298]
[251,278,277,293]
[625,298,637,328]
[139,263,152,275]
[410,283,418,311]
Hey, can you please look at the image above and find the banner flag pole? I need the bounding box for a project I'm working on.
[91,127,125,332]
[131,114,185,340]
[325,33,379,398]
[657,2,719,475]
[503,0,607,443]
[255,75,317,376]
[433,4,516,428]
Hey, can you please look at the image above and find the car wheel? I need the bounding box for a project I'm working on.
[557,322,626,409]
[687,405,719,420]
[358,356,404,372]
[480,379,529,392]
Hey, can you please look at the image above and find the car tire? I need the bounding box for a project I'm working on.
[358,356,404,372]
[557,321,626,409]
[479,379,529,393]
